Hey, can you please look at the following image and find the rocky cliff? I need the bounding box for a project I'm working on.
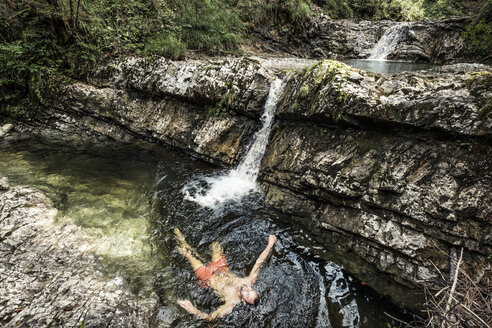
[265,16,469,63]
[17,56,491,308]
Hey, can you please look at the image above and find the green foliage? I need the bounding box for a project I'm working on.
[299,85,310,97]
[0,0,488,120]
[231,0,312,33]
[322,0,481,21]
[319,0,353,19]
[84,0,168,54]
[0,1,65,117]
[206,81,235,117]
[423,0,467,18]
[170,0,242,52]
[144,34,187,60]
[0,0,243,119]
[463,0,492,59]
[479,96,492,119]
[290,1,311,24]
[207,101,229,117]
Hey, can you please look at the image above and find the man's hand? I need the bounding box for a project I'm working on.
[178,300,198,315]
[268,235,277,247]
[178,299,233,321]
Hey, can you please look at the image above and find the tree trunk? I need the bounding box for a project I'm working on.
[75,0,81,29]
[46,0,71,44]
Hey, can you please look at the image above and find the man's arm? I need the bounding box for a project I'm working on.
[248,235,277,283]
[178,300,235,321]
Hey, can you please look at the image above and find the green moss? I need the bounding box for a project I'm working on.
[290,102,300,111]
[299,60,353,121]
[299,85,310,97]
[479,96,492,120]
[205,83,235,118]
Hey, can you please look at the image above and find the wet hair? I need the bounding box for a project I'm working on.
[240,285,260,306]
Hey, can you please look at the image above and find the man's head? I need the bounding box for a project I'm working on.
[239,285,259,306]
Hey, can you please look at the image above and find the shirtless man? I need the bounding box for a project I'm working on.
[174,228,277,321]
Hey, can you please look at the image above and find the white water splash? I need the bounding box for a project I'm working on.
[183,78,284,208]
[369,24,408,60]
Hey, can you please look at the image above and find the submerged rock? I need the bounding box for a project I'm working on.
[0,179,158,327]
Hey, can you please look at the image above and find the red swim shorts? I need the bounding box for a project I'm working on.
[194,256,228,287]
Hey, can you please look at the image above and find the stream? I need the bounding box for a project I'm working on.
[0,137,418,328]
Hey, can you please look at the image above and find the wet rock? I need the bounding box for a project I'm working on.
[0,177,8,190]
[260,125,491,286]
[39,84,259,166]
[0,182,158,327]
[0,123,13,136]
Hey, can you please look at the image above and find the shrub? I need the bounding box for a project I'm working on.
[170,0,242,52]
[463,0,492,59]
[144,34,187,60]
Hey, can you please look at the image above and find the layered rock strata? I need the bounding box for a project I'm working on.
[0,178,158,327]
[19,57,491,306]
[264,60,491,286]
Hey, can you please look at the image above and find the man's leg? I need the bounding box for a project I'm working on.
[174,228,203,270]
[210,242,224,261]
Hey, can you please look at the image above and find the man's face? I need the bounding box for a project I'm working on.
[240,285,259,305]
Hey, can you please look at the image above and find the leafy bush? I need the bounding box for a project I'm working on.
[337,0,480,20]
[170,0,242,52]
[144,34,187,60]
[463,0,492,59]
[0,0,242,119]
[0,1,65,117]
[317,0,353,19]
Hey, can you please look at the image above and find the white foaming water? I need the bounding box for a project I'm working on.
[183,78,284,208]
[369,24,408,60]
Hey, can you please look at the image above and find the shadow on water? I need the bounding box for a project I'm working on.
[0,138,418,328]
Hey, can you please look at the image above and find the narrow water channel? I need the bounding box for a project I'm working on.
[0,137,417,328]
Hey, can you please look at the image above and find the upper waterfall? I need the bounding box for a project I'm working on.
[183,78,284,208]
[369,24,408,60]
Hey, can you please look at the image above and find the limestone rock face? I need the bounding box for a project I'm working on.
[91,56,275,118]
[0,179,158,327]
[48,83,259,166]
[277,61,491,137]
[21,56,491,303]
[264,60,491,287]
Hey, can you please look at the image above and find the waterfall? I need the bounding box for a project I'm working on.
[369,24,407,60]
[183,78,284,208]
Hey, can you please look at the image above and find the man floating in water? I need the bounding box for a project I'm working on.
[174,228,277,321]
